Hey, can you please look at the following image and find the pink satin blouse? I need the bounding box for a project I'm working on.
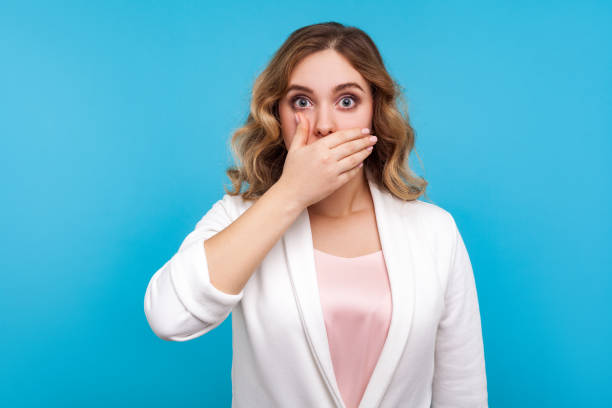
[313,247,393,408]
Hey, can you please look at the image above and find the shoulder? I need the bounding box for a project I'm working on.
[393,198,461,256]
[192,193,256,231]
[210,193,256,220]
[398,198,458,233]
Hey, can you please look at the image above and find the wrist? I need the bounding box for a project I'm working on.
[268,180,305,217]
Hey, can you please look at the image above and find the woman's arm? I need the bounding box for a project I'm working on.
[204,181,303,296]
[431,218,489,407]
[144,181,303,341]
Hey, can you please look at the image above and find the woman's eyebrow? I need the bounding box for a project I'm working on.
[285,82,365,95]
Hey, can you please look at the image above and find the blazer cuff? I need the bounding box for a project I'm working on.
[169,237,244,324]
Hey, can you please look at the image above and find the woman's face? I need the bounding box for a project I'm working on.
[278,49,374,148]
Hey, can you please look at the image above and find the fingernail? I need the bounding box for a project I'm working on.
[295,113,300,125]
[361,128,370,134]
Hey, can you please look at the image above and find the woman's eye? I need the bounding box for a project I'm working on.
[293,96,311,109]
[290,95,359,110]
[339,96,357,109]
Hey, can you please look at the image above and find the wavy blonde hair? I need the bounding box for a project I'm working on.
[224,21,428,202]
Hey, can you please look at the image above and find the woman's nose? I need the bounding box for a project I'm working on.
[312,110,336,137]
[315,126,335,137]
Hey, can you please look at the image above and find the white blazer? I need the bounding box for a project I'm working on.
[144,170,488,408]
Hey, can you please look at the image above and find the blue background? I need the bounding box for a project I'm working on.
[1,1,610,406]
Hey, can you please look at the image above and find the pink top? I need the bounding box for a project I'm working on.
[313,248,392,408]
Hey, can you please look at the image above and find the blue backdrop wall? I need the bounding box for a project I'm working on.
[1,1,610,406]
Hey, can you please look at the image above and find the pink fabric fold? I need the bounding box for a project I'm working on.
[313,248,392,408]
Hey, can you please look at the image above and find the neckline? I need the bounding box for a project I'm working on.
[313,247,383,260]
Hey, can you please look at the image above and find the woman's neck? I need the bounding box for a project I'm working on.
[307,169,372,218]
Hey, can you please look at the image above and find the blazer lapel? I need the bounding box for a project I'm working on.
[283,169,416,408]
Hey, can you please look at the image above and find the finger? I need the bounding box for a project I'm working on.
[338,160,364,184]
[320,127,372,150]
[336,144,373,174]
[331,133,376,161]
[289,112,310,151]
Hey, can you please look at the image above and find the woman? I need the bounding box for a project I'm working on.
[144,22,488,408]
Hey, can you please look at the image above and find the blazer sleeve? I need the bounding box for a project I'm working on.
[431,216,488,407]
[144,195,244,342]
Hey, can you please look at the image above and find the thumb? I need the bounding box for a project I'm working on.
[290,112,310,150]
